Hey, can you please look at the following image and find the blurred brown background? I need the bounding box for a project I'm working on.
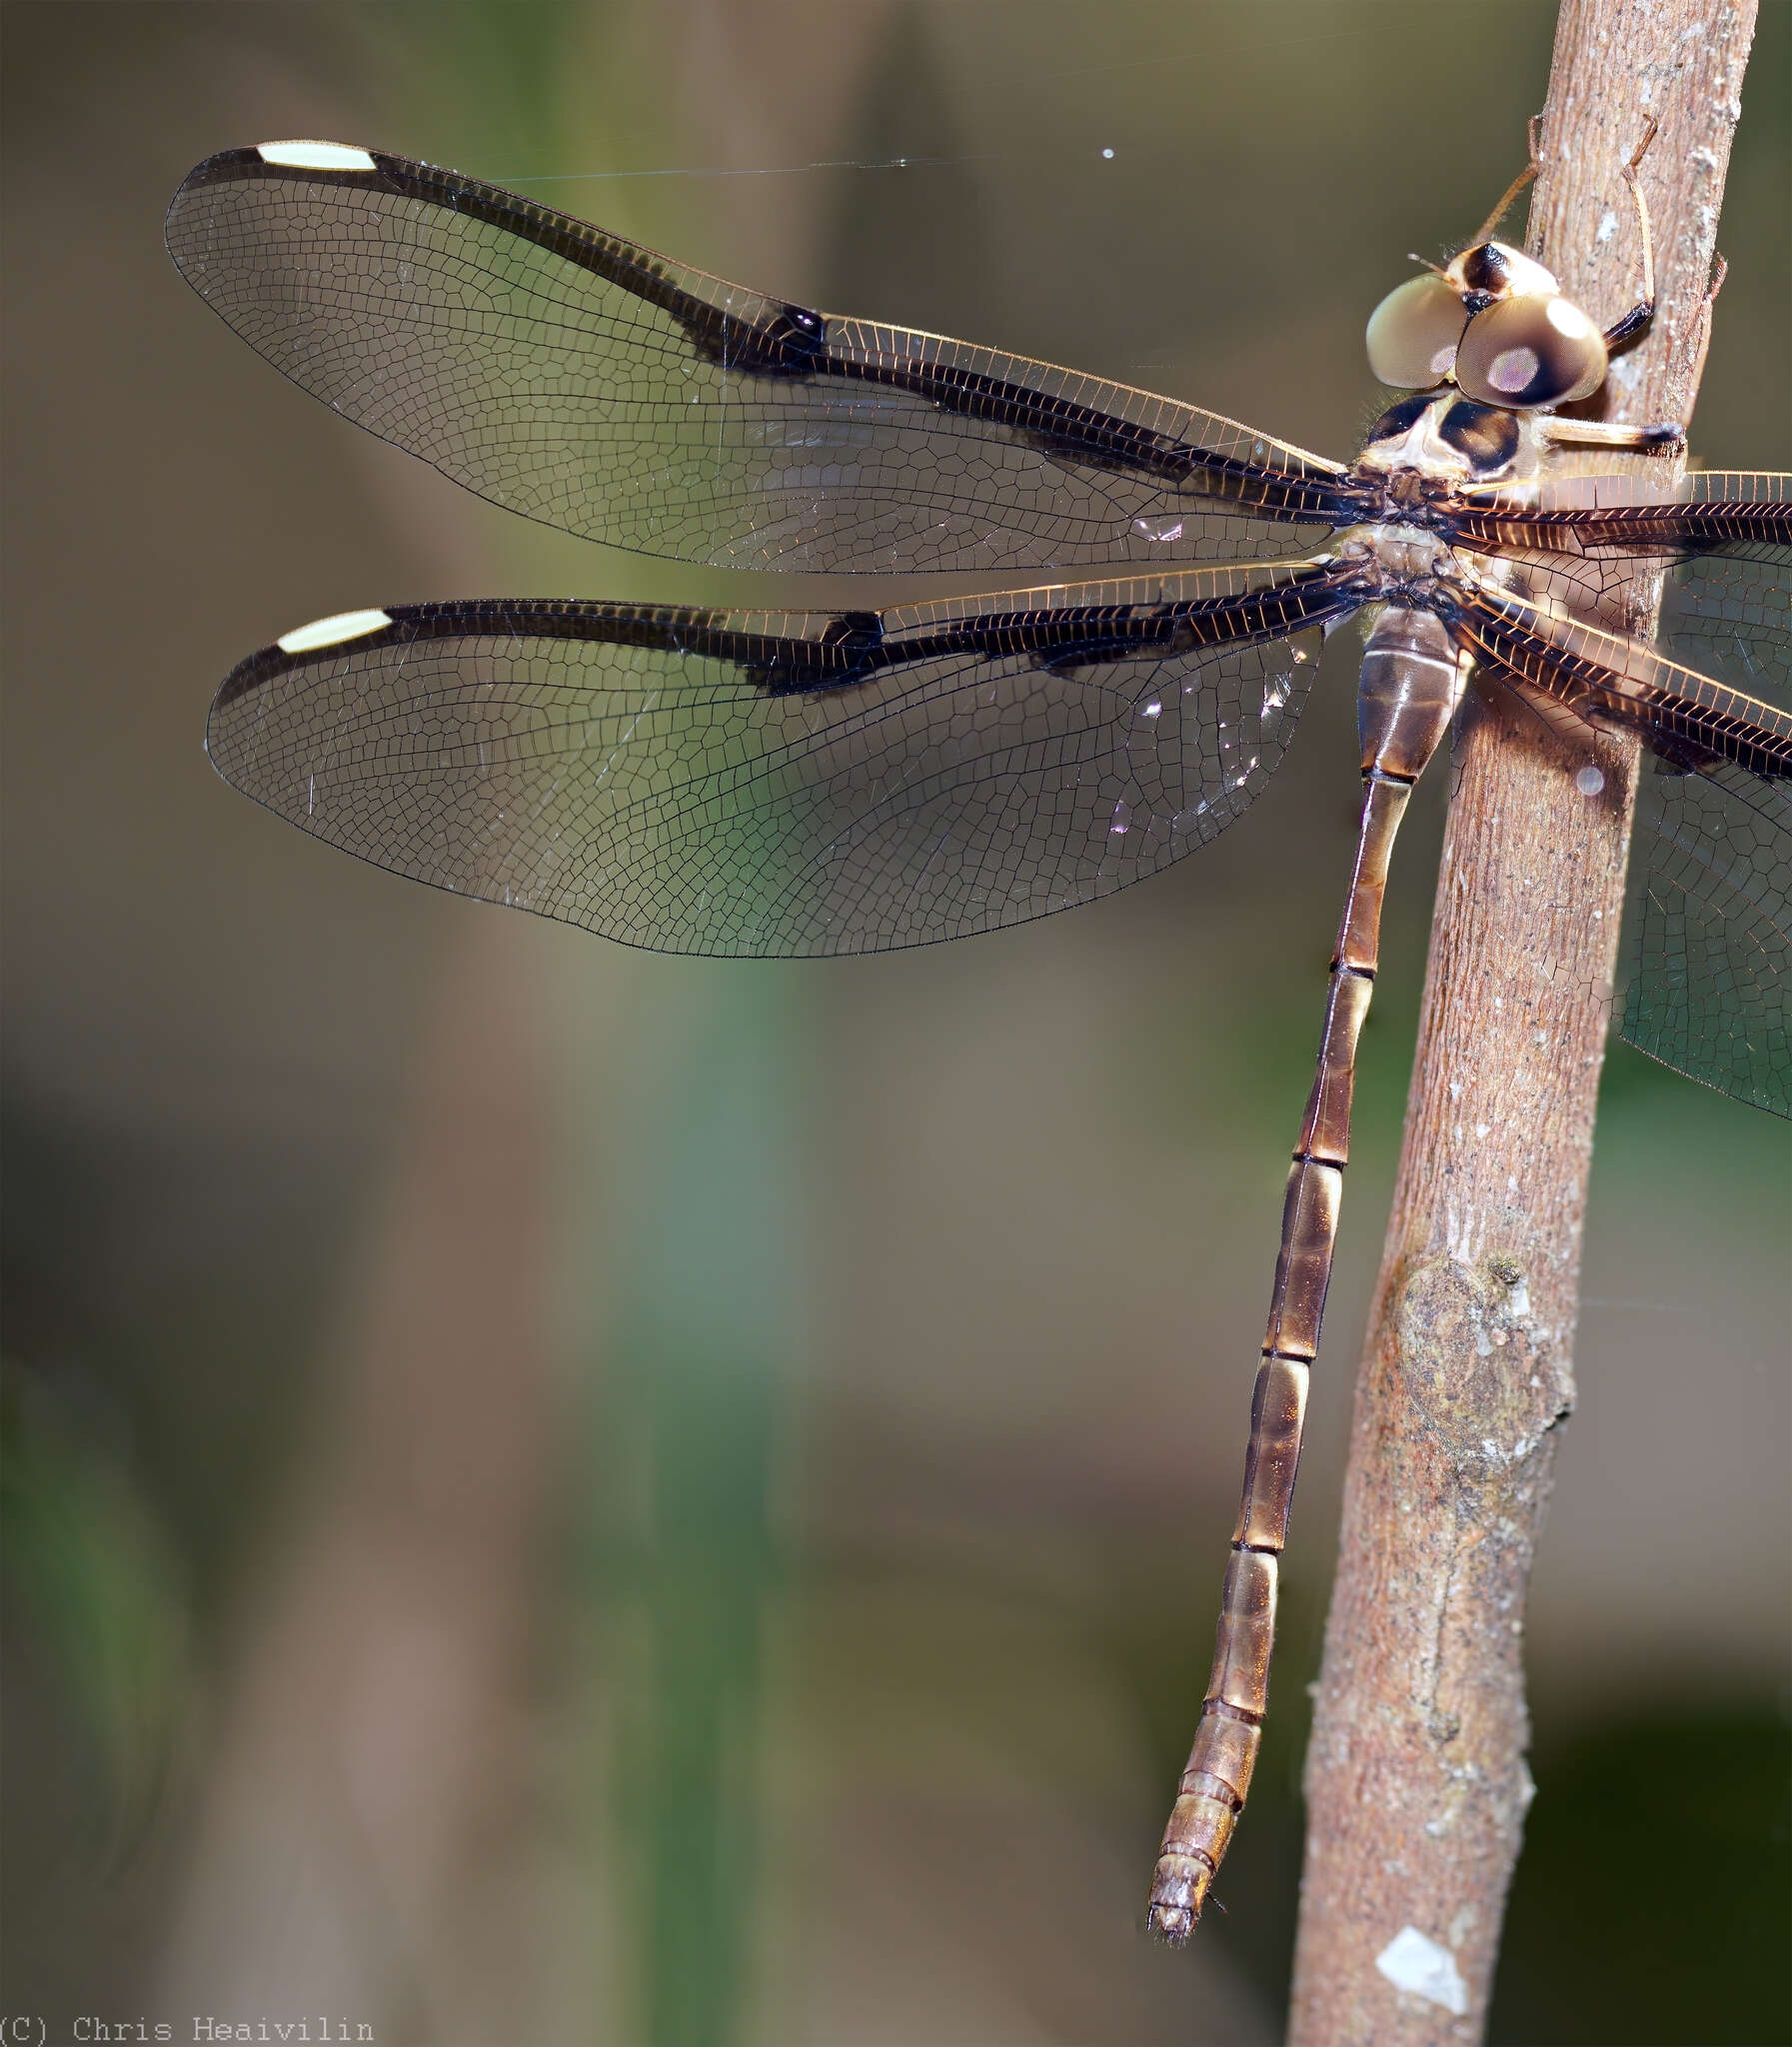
[2,4,1786,2042]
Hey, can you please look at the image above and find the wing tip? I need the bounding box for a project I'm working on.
[211,609,396,725]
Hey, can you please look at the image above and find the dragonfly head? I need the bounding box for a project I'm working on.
[1366,239,1609,411]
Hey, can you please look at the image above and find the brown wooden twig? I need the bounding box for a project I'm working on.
[1285,3,1758,2041]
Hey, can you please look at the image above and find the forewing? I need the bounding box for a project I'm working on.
[165,144,1358,576]
[1447,470,1792,698]
[207,564,1356,957]
[1446,470,1792,567]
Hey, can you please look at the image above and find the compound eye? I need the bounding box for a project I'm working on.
[1453,293,1608,408]
[1365,273,1470,389]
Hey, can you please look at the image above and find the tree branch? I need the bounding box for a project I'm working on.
[1284,3,1758,2040]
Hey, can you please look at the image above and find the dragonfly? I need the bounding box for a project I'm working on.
[165,136,1790,1941]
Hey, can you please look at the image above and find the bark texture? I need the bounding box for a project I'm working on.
[1285,4,1757,2041]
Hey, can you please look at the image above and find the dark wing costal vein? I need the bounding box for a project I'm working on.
[165,147,1365,574]
[1450,502,1791,562]
[172,148,1792,1107]
[1454,578,1792,783]
[207,565,1361,959]
[1445,500,1792,1115]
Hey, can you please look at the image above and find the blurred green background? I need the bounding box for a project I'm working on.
[2,4,1787,2042]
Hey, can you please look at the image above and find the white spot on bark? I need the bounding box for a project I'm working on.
[1376,1926,1470,2015]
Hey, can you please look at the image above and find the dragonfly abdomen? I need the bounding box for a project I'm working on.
[1148,606,1465,1942]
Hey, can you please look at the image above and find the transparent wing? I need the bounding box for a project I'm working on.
[1454,572,1791,1115]
[1656,548,1792,710]
[1445,470,1792,703]
[1619,757,1791,1117]
[165,144,1361,577]
[1454,565,1792,783]
[1468,549,1792,716]
[206,563,1357,958]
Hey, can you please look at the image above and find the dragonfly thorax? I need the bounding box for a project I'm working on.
[1355,393,1540,487]
[1334,522,1460,606]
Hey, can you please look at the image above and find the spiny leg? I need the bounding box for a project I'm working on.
[1535,417,1682,451]
[1511,110,1677,447]
[1539,242,1726,453]
[1466,116,1543,248]
[1601,115,1662,350]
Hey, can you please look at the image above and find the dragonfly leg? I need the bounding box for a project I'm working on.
[1148,609,1465,1942]
[1600,115,1662,350]
[1536,416,1682,451]
[1537,243,1722,451]
[1464,116,1543,249]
